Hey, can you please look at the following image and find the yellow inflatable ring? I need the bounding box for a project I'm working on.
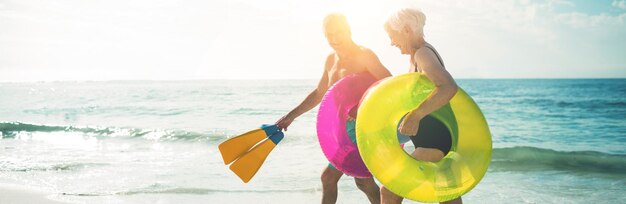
[356,73,492,202]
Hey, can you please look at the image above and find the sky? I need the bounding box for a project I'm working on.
[1,0,625,81]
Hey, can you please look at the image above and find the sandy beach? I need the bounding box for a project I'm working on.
[0,184,67,204]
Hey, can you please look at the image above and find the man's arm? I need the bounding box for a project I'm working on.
[276,54,334,131]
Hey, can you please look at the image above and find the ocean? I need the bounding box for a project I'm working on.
[0,79,624,203]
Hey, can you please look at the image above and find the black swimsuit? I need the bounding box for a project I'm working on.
[409,115,452,155]
[409,44,452,155]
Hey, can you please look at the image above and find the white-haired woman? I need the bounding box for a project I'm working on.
[381,8,462,204]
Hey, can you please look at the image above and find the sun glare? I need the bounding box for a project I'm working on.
[336,0,387,27]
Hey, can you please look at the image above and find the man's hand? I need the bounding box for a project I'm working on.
[276,115,295,131]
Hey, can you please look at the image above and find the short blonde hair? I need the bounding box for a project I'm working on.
[323,13,351,32]
[385,8,426,37]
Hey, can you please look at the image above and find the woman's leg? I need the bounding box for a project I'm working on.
[412,147,462,204]
[380,147,462,204]
[380,185,403,204]
[442,197,462,204]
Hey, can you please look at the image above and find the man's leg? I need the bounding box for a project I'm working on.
[321,165,343,204]
[354,177,380,204]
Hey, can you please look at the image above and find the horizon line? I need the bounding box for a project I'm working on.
[1,77,625,83]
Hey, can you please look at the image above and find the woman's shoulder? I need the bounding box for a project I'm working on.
[415,42,436,53]
[413,43,445,70]
[413,46,436,61]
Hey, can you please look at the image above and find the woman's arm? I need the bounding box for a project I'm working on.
[398,48,458,136]
[412,48,458,118]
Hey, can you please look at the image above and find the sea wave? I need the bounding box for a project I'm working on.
[62,183,317,196]
[490,146,626,175]
[0,121,223,142]
[0,161,109,172]
[2,122,625,175]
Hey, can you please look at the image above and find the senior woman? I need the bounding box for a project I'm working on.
[380,8,462,204]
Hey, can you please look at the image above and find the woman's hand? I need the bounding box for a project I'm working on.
[398,111,423,136]
[276,115,295,131]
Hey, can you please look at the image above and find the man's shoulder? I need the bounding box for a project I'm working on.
[325,52,337,63]
[324,52,337,70]
[356,47,380,62]
[326,51,336,60]
[357,46,373,54]
[356,46,377,57]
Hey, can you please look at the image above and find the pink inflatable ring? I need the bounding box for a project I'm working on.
[316,73,377,178]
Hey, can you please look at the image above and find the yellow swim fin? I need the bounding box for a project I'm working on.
[218,124,279,165]
[229,131,284,183]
